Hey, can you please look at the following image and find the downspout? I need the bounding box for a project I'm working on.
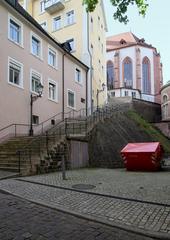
[62,53,66,120]
[87,12,92,114]
[85,69,88,116]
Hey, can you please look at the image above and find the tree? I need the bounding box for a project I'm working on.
[83,0,149,24]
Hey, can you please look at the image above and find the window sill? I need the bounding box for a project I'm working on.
[8,38,24,49]
[31,52,43,62]
[67,105,76,110]
[52,27,63,32]
[75,81,83,87]
[48,98,59,103]
[8,81,24,90]
[48,64,58,71]
[64,22,76,28]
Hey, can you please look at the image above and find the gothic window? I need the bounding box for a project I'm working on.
[107,61,114,90]
[142,57,151,94]
[123,57,133,88]
[163,95,168,103]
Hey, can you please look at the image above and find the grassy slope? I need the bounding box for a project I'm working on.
[127,110,170,154]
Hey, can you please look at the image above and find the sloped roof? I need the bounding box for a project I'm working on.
[106,32,156,52]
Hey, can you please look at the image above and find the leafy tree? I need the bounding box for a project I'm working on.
[83,0,149,24]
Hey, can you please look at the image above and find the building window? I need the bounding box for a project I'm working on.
[48,80,58,101]
[8,58,23,87]
[66,39,75,52]
[91,44,93,55]
[31,71,42,94]
[98,37,100,48]
[48,48,57,68]
[75,68,81,84]
[9,17,22,45]
[132,92,136,98]
[124,91,128,96]
[162,104,168,120]
[90,17,93,32]
[107,61,114,90]
[163,95,168,103]
[81,98,85,103]
[111,92,115,97]
[40,0,45,13]
[40,21,47,30]
[142,57,151,94]
[31,34,42,58]
[123,57,133,88]
[32,115,39,125]
[66,10,75,26]
[68,90,75,109]
[53,16,61,31]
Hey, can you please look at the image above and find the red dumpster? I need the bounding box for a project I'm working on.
[121,142,163,171]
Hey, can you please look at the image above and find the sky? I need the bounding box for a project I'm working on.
[104,0,170,84]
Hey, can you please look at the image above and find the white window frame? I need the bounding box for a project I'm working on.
[8,57,23,88]
[65,10,75,26]
[48,46,57,69]
[30,32,43,59]
[53,16,62,31]
[40,0,46,14]
[67,89,76,109]
[30,69,43,95]
[75,68,82,85]
[48,79,58,102]
[8,14,23,47]
[40,21,47,30]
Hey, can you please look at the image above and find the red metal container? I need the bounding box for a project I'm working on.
[121,142,163,171]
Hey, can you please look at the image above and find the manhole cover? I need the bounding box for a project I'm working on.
[72,184,96,190]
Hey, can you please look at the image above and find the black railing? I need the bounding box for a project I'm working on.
[4,102,131,174]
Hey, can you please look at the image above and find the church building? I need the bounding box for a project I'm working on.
[106,32,163,103]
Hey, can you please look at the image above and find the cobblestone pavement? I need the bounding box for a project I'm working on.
[0,170,18,180]
[21,168,170,204]
[0,178,170,239]
[0,191,156,240]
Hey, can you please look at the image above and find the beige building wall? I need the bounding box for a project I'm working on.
[19,0,107,108]
[0,1,87,132]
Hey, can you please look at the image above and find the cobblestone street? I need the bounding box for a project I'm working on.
[0,169,170,239]
[0,191,155,240]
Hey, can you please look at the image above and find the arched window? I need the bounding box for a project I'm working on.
[123,57,133,88]
[107,61,114,90]
[142,57,151,94]
[163,95,168,103]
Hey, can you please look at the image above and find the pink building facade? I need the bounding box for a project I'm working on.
[0,0,88,139]
[106,32,163,103]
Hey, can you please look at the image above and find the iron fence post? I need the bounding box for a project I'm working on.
[18,150,21,173]
[62,155,66,180]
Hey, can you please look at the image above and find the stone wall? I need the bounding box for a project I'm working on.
[88,112,154,169]
[132,99,161,123]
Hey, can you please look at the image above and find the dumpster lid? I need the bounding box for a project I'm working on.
[121,142,160,153]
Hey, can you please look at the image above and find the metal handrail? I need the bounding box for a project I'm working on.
[15,102,130,173]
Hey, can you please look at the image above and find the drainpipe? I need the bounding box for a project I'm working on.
[85,69,88,116]
[87,12,92,114]
[62,53,66,120]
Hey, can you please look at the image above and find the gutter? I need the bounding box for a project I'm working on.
[87,12,92,113]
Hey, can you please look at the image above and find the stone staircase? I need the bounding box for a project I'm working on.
[0,101,132,175]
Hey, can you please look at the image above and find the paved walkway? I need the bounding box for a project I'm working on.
[22,168,170,204]
[0,170,18,180]
[0,191,155,240]
[0,169,170,239]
